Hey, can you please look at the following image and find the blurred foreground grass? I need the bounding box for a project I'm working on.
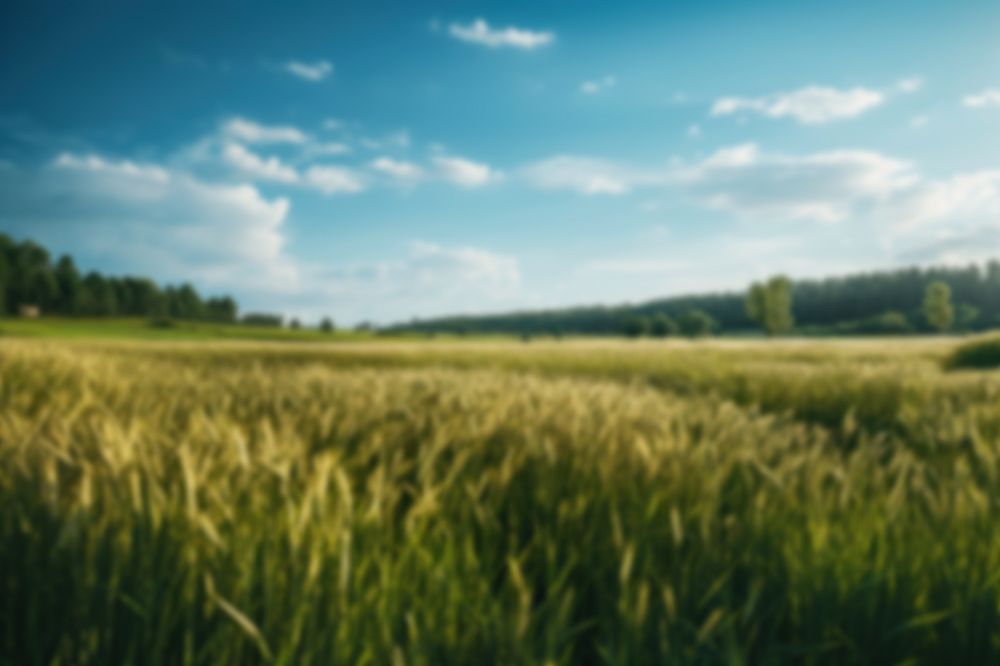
[3,337,1000,664]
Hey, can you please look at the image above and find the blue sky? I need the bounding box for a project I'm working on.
[2,0,1000,323]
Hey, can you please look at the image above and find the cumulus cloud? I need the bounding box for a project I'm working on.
[222,143,298,183]
[885,170,1000,232]
[678,144,917,222]
[315,240,521,321]
[309,142,351,156]
[520,156,664,195]
[303,165,367,195]
[360,130,411,151]
[897,227,1000,265]
[9,152,301,291]
[370,157,424,182]
[223,117,307,144]
[963,89,1000,109]
[711,85,885,124]
[432,155,498,188]
[284,59,333,82]
[581,75,616,95]
[895,77,924,94]
[0,150,527,323]
[447,18,554,50]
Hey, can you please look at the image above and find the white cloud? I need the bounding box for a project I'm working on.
[360,130,411,151]
[303,165,367,195]
[408,241,519,286]
[520,156,663,195]
[313,240,521,323]
[222,142,298,183]
[711,85,885,124]
[370,157,424,182]
[581,75,616,95]
[223,117,307,144]
[583,258,690,275]
[886,170,1000,232]
[897,227,1000,265]
[963,89,1000,109]
[909,115,929,129]
[39,152,300,291]
[433,155,498,188]
[53,152,170,186]
[308,142,352,156]
[448,18,554,50]
[678,144,917,222]
[284,59,333,82]
[896,77,924,94]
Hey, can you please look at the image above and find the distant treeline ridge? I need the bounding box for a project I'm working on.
[392,262,1000,336]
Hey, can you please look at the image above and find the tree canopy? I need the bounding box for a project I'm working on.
[923,281,954,333]
[0,233,239,321]
[746,275,794,336]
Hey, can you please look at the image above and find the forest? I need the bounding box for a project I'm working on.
[394,263,1000,336]
[0,234,238,322]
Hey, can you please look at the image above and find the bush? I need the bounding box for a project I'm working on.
[622,316,651,338]
[650,313,677,338]
[147,317,176,329]
[945,336,1000,370]
[242,313,284,328]
[678,309,715,337]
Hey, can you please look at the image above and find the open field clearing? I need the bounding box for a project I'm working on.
[4,337,1000,664]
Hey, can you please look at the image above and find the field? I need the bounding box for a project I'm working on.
[4,335,1000,664]
[0,317,377,342]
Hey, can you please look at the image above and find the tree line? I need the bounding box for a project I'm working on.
[0,234,238,322]
[391,261,1000,337]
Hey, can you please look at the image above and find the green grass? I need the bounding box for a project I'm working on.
[0,317,375,342]
[3,336,1000,664]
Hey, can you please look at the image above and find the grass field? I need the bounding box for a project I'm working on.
[4,335,1000,664]
[0,317,380,342]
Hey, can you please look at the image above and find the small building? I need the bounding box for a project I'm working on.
[18,305,40,319]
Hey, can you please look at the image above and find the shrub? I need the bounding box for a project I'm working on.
[147,317,176,329]
[944,336,1000,370]
[242,312,284,328]
[678,309,715,337]
[650,313,678,337]
[622,316,651,338]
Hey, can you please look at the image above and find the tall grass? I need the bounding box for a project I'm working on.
[3,339,1000,664]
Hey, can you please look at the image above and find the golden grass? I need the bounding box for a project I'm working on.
[2,337,1000,664]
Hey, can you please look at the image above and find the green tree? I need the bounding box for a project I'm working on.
[205,297,238,323]
[957,304,980,332]
[319,317,335,333]
[746,275,794,336]
[54,256,84,315]
[623,316,651,338]
[650,313,677,337]
[82,272,117,316]
[923,281,954,333]
[678,309,715,337]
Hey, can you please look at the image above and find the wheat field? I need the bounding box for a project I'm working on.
[3,338,1000,664]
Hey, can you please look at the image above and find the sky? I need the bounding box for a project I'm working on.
[1,0,1000,324]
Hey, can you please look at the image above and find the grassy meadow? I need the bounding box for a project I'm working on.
[4,334,1000,664]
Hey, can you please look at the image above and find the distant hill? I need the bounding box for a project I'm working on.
[388,261,1000,336]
